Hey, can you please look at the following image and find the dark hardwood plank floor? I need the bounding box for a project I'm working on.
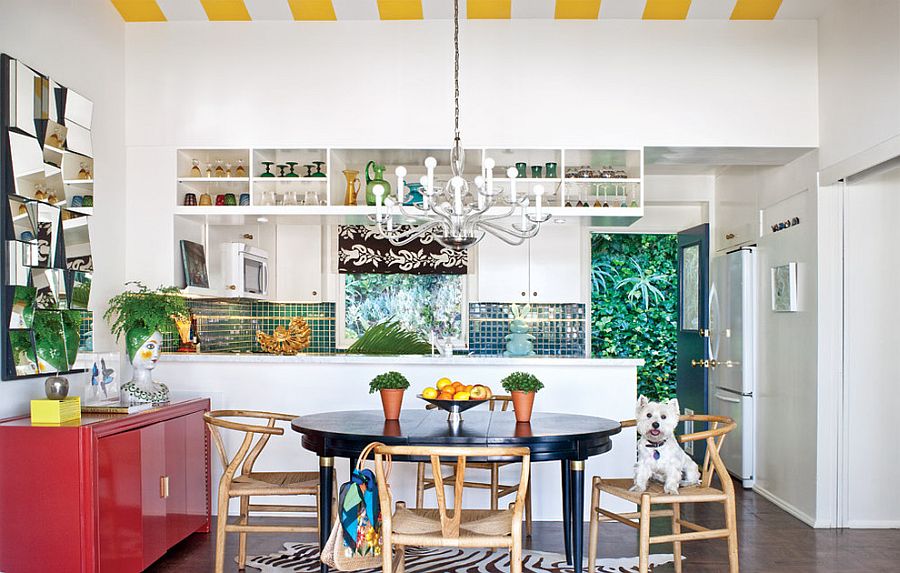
[147,480,900,572]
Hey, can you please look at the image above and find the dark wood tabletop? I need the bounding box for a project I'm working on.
[291,408,621,462]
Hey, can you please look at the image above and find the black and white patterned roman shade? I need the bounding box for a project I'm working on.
[337,225,468,275]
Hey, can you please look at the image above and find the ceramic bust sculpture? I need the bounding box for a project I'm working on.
[121,327,169,404]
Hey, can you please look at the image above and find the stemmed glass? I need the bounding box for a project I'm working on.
[311,161,326,177]
[277,164,288,177]
[235,159,246,178]
[190,159,201,178]
[225,162,233,178]
[214,159,225,178]
[304,164,315,177]
[260,161,275,177]
[286,162,299,177]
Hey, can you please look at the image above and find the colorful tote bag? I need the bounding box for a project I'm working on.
[321,443,387,571]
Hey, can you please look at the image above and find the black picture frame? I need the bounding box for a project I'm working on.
[180,240,210,289]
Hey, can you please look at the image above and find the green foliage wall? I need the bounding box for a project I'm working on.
[590,234,678,400]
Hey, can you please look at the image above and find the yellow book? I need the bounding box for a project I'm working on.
[31,397,82,424]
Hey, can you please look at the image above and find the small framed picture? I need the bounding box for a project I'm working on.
[771,263,798,312]
[180,240,209,289]
[78,352,121,406]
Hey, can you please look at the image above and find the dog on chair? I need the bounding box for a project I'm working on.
[630,395,700,495]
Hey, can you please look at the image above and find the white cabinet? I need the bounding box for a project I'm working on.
[275,225,322,301]
[714,168,760,253]
[528,225,582,303]
[476,225,583,304]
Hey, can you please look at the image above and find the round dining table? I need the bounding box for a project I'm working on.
[292,408,621,573]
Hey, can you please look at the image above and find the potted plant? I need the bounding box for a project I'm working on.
[369,371,410,420]
[501,371,545,423]
[104,282,189,403]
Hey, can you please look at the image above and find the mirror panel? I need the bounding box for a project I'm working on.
[9,196,36,241]
[65,123,92,158]
[69,271,91,310]
[43,120,67,152]
[9,60,37,136]
[63,88,93,129]
[33,268,67,309]
[49,80,62,123]
[9,131,44,191]
[44,171,65,206]
[9,330,38,376]
[62,209,91,271]
[27,201,60,268]
[5,240,37,285]
[9,286,36,329]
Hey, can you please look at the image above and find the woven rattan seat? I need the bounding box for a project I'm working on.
[231,471,319,495]
[392,507,516,538]
[597,478,728,504]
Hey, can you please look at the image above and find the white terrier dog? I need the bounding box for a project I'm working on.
[630,395,700,495]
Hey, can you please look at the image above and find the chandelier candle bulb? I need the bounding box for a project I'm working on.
[425,156,437,194]
[508,167,519,202]
[395,166,406,205]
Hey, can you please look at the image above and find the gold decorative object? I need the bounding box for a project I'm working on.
[257,317,311,355]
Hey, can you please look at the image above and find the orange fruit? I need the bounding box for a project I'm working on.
[452,391,470,401]
[422,387,439,399]
[436,378,453,390]
[438,392,454,401]
[465,385,474,392]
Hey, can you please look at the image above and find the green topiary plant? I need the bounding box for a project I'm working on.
[501,371,545,394]
[104,282,189,360]
[369,371,411,393]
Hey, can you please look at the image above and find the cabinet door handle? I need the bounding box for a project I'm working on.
[521,291,527,297]
[312,291,318,296]
[533,291,537,297]
[160,475,170,499]
[725,233,736,240]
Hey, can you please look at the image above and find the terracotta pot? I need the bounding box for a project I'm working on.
[380,389,405,420]
[511,390,536,423]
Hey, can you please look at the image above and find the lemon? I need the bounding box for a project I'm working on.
[436,377,453,390]
[422,387,439,399]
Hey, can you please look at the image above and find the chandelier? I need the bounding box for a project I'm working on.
[369,0,550,250]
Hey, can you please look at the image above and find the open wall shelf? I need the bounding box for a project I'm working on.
[173,146,645,221]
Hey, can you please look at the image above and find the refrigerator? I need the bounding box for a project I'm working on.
[708,247,756,488]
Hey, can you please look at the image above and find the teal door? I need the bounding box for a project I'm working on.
[676,224,709,463]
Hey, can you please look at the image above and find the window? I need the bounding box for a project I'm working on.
[341,273,465,346]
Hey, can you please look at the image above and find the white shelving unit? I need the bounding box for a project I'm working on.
[173,146,644,224]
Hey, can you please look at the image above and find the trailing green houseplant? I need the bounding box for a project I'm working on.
[370,371,410,420]
[500,371,544,423]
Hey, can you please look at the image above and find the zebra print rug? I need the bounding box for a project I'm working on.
[246,543,676,572]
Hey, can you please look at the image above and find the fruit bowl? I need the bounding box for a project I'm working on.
[417,394,489,424]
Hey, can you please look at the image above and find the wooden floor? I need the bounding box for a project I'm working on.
[147,480,900,572]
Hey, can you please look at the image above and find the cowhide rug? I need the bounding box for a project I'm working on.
[246,543,677,572]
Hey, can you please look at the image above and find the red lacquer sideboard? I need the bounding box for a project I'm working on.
[0,397,211,573]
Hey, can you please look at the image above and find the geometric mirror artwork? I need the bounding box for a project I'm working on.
[3,54,95,379]
[62,209,91,271]
[69,271,91,310]
[32,268,67,309]
[9,285,36,328]
[27,201,60,268]
[9,329,38,376]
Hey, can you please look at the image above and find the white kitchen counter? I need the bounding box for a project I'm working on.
[160,352,644,367]
[156,352,641,521]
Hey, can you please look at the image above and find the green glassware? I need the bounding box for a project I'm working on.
[365,161,391,206]
[531,165,542,178]
[276,164,288,177]
[224,193,237,206]
[545,162,558,178]
[515,162,527,179]
[260,161,275,177]
[311,161,326,177]
[285,161,299,177]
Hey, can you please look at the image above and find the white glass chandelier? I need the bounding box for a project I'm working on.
[369,0,550,250]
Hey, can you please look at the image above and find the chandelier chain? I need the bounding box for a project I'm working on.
[454,0,460,145]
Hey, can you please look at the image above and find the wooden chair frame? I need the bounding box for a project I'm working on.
[587,414,739,573]
[374,444,531,573]
[416,396,533,536]
[205,410,333,573]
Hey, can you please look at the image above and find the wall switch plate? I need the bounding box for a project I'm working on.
[684,408,695,455]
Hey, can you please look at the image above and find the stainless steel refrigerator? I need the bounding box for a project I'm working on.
[708,247,756,488]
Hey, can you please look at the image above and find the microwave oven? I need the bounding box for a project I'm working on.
[221,242,269,299]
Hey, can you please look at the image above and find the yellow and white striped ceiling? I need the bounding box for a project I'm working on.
[111,1,828,22]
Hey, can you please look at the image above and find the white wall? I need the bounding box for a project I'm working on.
[842,161,900,527]
[712,151,820,524]
[0,0,126,417]
[818,0,900,173]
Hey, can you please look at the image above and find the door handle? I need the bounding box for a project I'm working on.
[691,359,720,369]
[715,392,742,404]
[160,475,170,499]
